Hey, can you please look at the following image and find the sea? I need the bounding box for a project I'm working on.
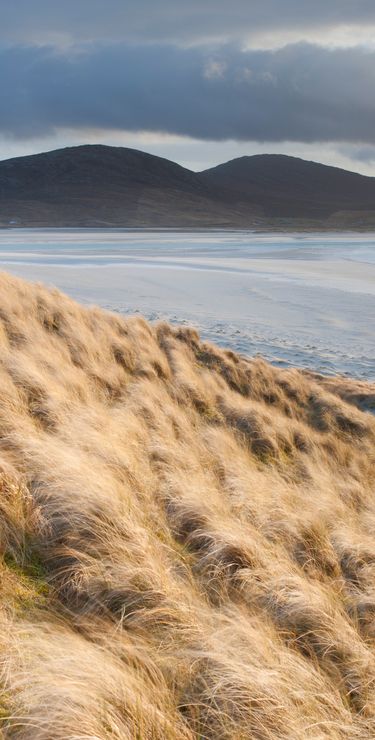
[0,229,374,380]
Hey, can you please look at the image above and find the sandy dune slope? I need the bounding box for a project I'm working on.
[1,273,375,738]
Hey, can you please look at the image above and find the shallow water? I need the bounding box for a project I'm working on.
[0,229,374,380]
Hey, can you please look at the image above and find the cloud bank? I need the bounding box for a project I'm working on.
[1,42,375,145]
[1,0,375,45]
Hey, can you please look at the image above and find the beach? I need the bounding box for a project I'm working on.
[0,229,374,379]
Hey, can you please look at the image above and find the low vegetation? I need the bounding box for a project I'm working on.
[0,272,375,738]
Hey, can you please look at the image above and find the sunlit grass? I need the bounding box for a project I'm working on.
[0,272,374,738]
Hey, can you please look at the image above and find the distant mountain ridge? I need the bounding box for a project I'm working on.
[0,144,375,228]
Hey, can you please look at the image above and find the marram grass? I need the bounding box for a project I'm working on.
[0,272,375,738]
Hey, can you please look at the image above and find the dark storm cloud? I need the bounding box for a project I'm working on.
[1,42,375,144]
[0,0,374,44]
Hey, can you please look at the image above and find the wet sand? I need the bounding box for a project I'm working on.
[0,229,373,379]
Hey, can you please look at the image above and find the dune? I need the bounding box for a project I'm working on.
[0,272,375,738]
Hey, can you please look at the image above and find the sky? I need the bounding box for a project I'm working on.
[1,1,375,173]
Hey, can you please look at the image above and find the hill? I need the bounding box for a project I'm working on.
[200,153,375,219]
[1,145,375,228]
[1,273,375,737]
[0,145,255,228]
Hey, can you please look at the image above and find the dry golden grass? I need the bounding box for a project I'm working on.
[0,272,375,738]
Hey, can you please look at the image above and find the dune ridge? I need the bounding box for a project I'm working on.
[0,273,375,738]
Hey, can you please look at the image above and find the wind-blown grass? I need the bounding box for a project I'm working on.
[0,272,375,738]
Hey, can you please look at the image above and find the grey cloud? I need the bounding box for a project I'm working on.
[1,42,375,144]
[337,144,375,163]
[0,1,375,44]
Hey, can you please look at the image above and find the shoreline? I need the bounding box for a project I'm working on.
[0,230,373,382]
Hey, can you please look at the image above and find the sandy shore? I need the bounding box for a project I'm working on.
[0,229,373,379]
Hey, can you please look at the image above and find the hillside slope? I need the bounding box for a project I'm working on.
[0,145,255,228]
[200,153,375,218]
[1,274,375,737]
[1,145,375,227]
